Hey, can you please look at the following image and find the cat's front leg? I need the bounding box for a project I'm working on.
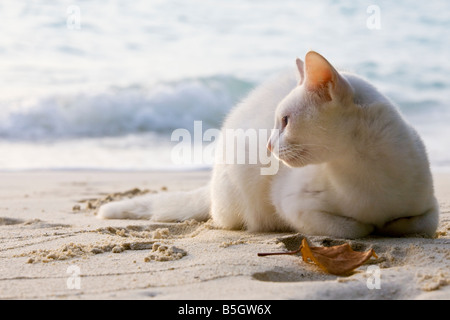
[282,209,374,239]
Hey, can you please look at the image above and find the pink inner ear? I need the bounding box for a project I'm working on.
[304,52,334,91]
[296,58,305,86]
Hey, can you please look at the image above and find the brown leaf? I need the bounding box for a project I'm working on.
[257,238,378,276]
[300,238,378,275]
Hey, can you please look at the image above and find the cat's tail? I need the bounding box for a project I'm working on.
[97,184,211,222]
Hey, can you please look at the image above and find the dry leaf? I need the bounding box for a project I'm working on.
[300,238,377,275]
[258,238,378,276]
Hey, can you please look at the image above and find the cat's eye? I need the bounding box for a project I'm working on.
[282,116,289,128]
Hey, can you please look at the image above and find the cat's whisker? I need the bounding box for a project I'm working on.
[279,145,316,166]
[290,143,335,152]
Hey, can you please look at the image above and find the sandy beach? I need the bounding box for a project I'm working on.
[0,170,448,300]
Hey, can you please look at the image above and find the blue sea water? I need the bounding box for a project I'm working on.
[0,0,448,170]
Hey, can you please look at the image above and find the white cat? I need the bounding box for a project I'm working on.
[98,51,439,238]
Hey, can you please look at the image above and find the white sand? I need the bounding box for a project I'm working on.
[0,170,449,299]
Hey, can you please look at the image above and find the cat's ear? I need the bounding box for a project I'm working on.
[295,57,305,86]
[304,51,352,101]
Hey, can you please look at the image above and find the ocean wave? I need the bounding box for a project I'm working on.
[0,76,254,141]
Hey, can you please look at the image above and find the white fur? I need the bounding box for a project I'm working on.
[98,51,439,238]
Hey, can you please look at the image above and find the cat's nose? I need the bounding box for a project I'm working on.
[267,140,273,152]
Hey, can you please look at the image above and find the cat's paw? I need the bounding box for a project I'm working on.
[377,207,439,237]
[340,223,374,239]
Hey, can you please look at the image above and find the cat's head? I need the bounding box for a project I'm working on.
[268,51,356,167]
